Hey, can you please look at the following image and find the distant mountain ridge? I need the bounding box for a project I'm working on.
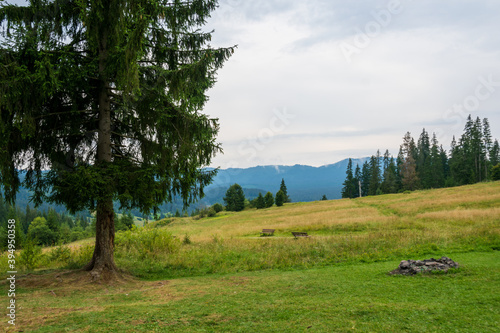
[202,157,369,204]
[5,158,369,215]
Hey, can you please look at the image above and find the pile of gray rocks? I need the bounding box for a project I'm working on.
[389,256,459,275]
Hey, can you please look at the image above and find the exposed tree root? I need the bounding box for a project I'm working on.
[84,257,122,283]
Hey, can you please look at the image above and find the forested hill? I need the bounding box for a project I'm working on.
[6,158,368,216]
[202,157,369,204]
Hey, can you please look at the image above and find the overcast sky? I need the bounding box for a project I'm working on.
[202,0,500,168]
[3,0,499,168]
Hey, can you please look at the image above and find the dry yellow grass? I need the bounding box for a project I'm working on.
[159,182,499,243]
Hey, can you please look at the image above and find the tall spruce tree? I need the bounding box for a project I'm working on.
[416,129,432,188]
[0,0,235,279]
[428,133,445,188]
[368,151,381,195]
[472,117,487,182]
[381,151,398,194]
[449,135,461,185]
[264,192,274,208]
[396,148,404,190]
[490,139,500,167]
[440,144,450,185]
[458,116,476,184]
[341,158,356,198]
[279,178,291,203]
[400,132,419,191]
[224,184,245,212]
[401,155,419,191]
[483,118,493,179]
[360,161,371,197]
[449,115,493,185]
[255,193,265,209]
[382,150,390,173]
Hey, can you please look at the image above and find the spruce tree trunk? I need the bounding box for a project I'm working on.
[85,79,119,278]
[84,24,119,280]
[84,198,118,280]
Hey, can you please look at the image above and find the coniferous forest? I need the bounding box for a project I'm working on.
[341,115,500,198]
[0,199,135,251]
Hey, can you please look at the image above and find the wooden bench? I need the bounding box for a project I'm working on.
[260,229,275,236]
[292,232,310,238]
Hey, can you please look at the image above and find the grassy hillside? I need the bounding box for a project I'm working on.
[2,182,499,332]
[162,181,500,240]
[108,181,499,279]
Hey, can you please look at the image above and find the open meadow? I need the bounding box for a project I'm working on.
[2,182,500,332]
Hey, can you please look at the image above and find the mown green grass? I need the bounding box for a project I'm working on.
[5,251,500,332]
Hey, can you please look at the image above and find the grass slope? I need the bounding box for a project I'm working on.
[2,182,500,332]
[162,181,500,240]
[113,182,500,279]
[4,252,500,332]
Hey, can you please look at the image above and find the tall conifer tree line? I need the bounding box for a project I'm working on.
[342,116,499,198]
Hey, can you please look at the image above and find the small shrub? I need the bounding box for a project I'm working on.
[212,203,223,213]
[199,208,208,218]
[19,237,43,271]
[207,207,217,217]
[66,244,95,269]
[48,244,72,264]
[183,234,192,245]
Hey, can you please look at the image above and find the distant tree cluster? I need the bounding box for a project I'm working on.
[223,179,292,212]
[193,202,223,219]
[251,178,291,209]
[342,115,499,198]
